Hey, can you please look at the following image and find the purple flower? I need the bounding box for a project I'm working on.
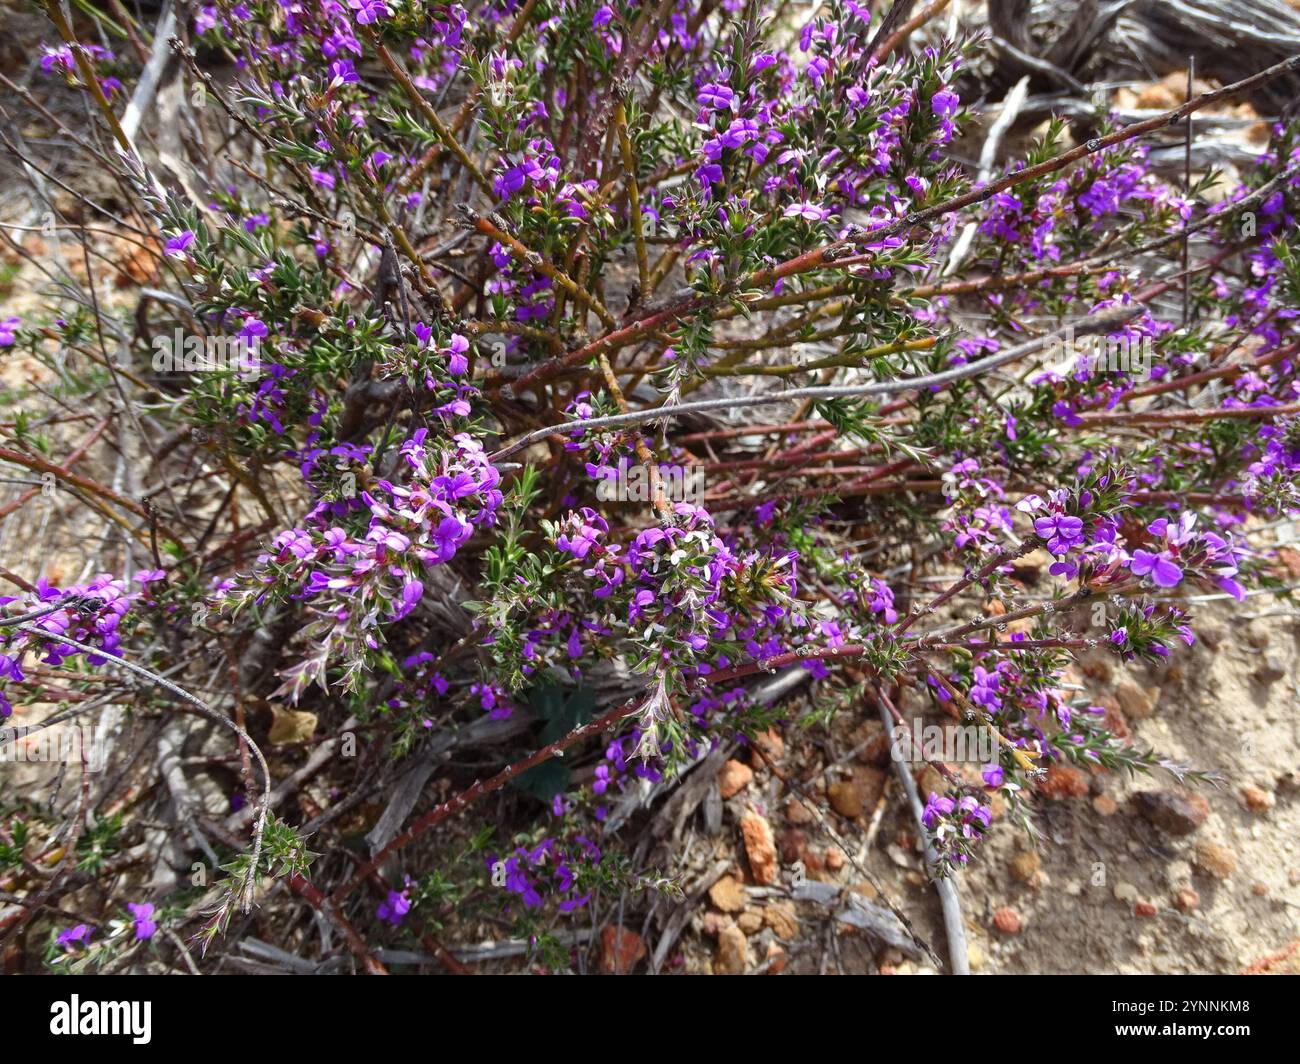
[445,334,469,376]
[697,82,734,112]
[969,665,1002,710]
[1052,399,1082,426]
[127,902,157,941]
[1034,513,1085,555]
[495,163,531,197]
[0,653,24,683]
[57,924,91,950]
[922,792,955,829]
[931,88,960,118]
[328,59,360,85]
[783,202,831,222]
[1216,575,1246,601]
[432,515,470,561]
[0,316,23,349]
[957,795,991,832]
[377,890,410,926]
[473,682,513,720]
[1129,549,1183,588]
[868,579,898,624]
[389,578,424,621]
[432,469,478,501]
[557,508,607,560]
[239,316,269,341]
[348,0,390,25]
[695,162,723,187]
[164,231,196,258]
[40,47,74,74]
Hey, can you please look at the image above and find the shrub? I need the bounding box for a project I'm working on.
[1,0,1297,972]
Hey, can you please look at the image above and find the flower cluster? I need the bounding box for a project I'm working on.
[217,427,502,700]
[1122,512,1246,599]
[922,791,992,875]
[0,575,154,718]
[486,835,601,914]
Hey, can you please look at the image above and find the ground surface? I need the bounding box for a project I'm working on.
[659,599,1299,975]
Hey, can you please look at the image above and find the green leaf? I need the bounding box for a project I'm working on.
[509,681,597,801]
[512,758,570,802]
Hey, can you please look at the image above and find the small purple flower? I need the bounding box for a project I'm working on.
[164,231,196,258]
[0,653,24,683]
[40,47,73,75]
[495,163,531,198]
[389,577,424,621]
[868,579,898,624]
[1052,399,1082,426]
[432,515,469,560]
[1216,575,1246,601]
[969,665,1003,710]
[57,924,91,950]
[922,792,956,829]
[957,795,991,832]
[695,162,723,187]
[127,902,157,941]
[1129,548,1183,588]
[697,82,734,112]
[328,59,360,85]
[348,0,390,25]
[377,890,410,926]
[1034,513,1085,555]
[239,316,269,342]
[445,334,469,376]
[931,88,960,118]
[783,202,831,222]
[0,316,21,347]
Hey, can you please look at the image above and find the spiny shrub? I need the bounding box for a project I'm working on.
[1,0,1297,971]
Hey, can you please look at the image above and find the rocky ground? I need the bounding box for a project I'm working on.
[638,596,1300,975]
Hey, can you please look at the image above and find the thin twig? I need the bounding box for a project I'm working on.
[875,690,969,975]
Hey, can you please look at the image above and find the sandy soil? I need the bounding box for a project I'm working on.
[668,601,1299,975]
